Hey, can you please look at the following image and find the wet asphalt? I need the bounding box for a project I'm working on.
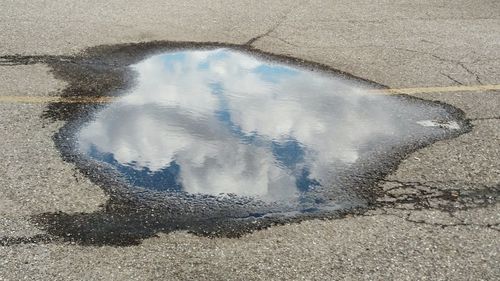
[1,1,499,280]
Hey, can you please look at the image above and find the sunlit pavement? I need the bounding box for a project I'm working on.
[0,1,499,280]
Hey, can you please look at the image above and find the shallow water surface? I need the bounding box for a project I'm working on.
[77,48,462,210]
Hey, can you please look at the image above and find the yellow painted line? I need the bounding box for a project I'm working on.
[372,84,500,95]
[0,84,499,104]
[0,96,115,104]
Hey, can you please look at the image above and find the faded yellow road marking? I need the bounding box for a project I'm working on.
[373,84,500,95]
[0,96,115,104]
[0,84,498,104]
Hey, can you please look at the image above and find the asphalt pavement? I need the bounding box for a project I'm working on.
[0,1,499,280]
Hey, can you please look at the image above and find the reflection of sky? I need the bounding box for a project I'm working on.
[78,48,402,202]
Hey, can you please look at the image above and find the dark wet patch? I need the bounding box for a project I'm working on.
[74,48,469,207]
[29,200,366,246]
[0,41,480,246]
[1,182,497,247]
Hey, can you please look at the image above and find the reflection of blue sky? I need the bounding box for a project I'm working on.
[253,64,298,82]
[77,48,407,202]
[160,53,186,72]
[197,51,230,70]
[123,57,315,194]
[208,78,318,193]
[88,145,182,192]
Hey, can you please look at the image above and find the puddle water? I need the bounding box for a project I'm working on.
[75,48,466,216]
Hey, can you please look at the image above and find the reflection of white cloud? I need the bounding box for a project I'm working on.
[78,49,400,200]
[79,104,297,200]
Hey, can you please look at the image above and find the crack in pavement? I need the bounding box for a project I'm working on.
[1,178,497,247]
[245,3,301,46]
[394,47,485,85]
[429,53,484,85]
[440,72,464,85]
[0,42,495,247]
[365,177,499,231]
[267,35,300,47]
[456,61,483,85]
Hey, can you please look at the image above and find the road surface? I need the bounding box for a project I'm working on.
[0,1,499,280]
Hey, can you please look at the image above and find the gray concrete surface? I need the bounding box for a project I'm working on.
[0,0,499,280]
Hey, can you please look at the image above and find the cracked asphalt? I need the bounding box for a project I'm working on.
[0,0,499,280]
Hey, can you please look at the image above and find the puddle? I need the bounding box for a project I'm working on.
[0,42,473,244]
[75,48,467,216]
